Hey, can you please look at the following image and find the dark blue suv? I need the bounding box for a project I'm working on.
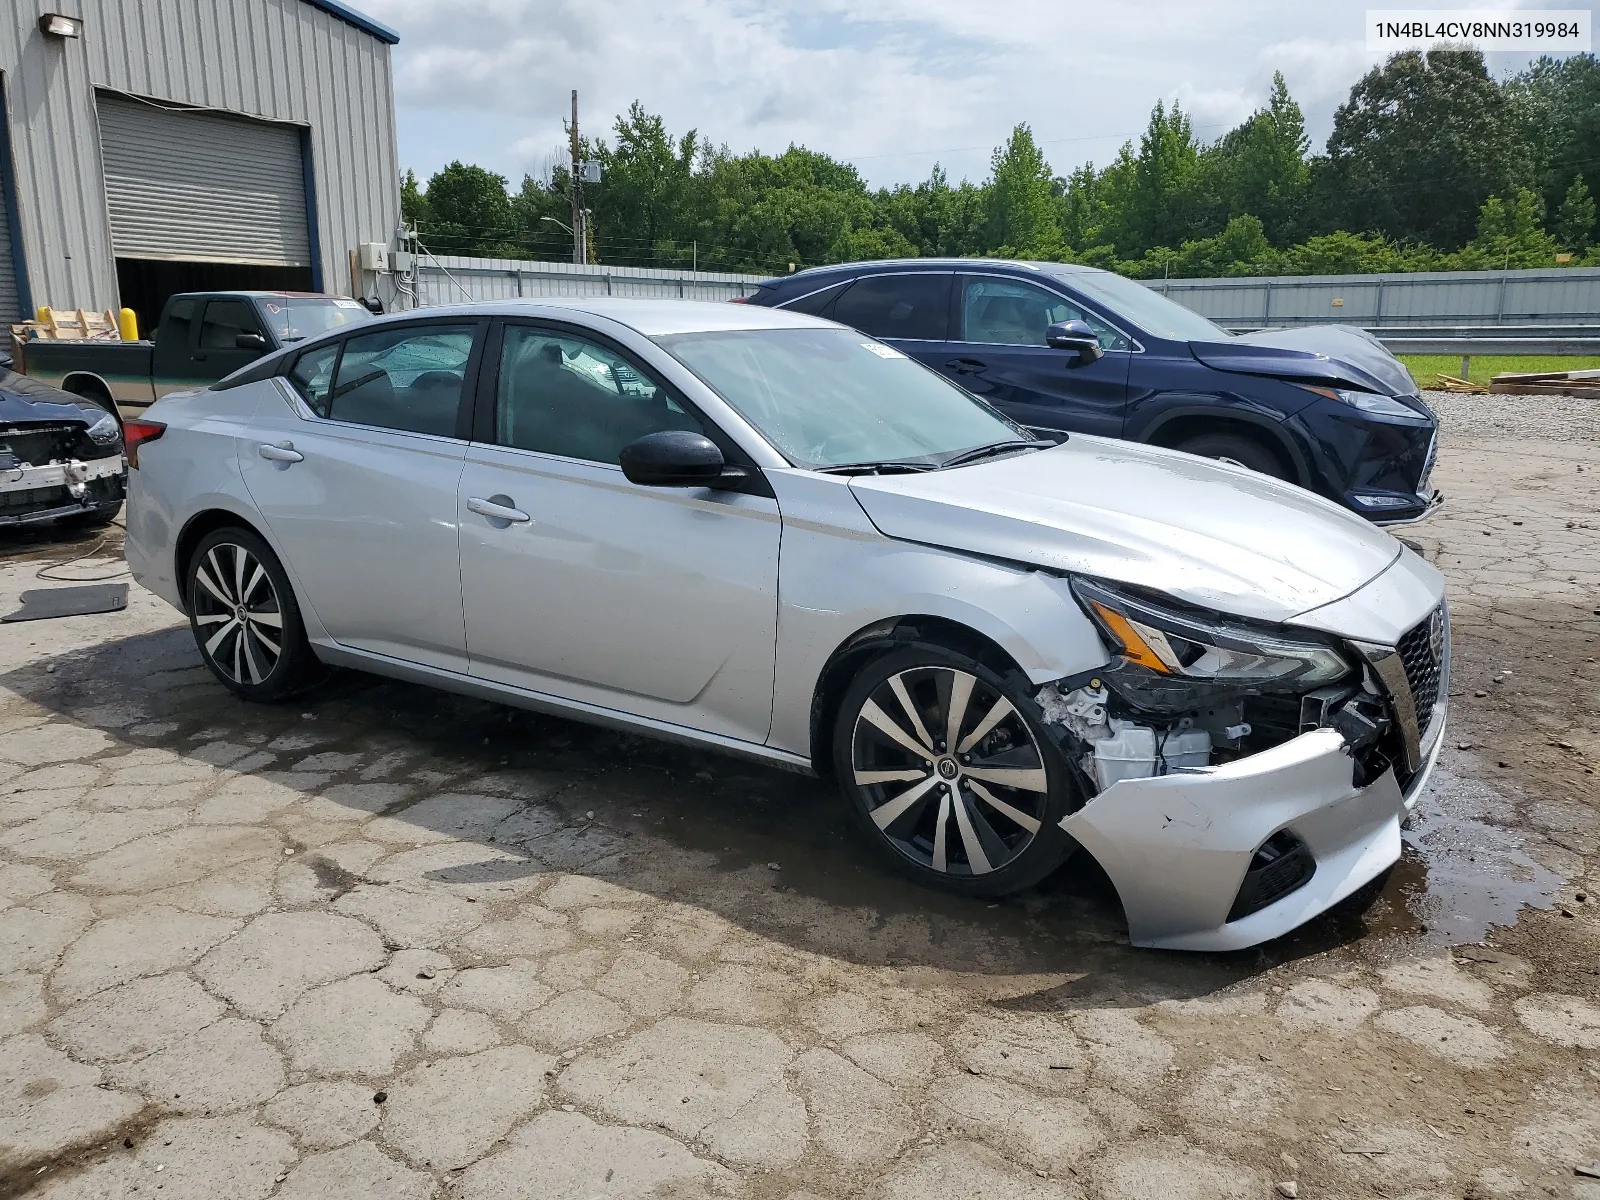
[743,260,1441,523]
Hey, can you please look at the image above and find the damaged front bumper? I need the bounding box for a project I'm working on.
[1061,700,1445,952]
[0,456,126,526]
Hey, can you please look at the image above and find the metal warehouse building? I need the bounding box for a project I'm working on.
[0,0,400,333]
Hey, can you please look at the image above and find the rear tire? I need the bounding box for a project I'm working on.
[185,526,324,702]
[832,644,1080,897]
[1172,431,1290,481]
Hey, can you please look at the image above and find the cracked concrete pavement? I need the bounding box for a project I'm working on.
[0,392,1597,1199]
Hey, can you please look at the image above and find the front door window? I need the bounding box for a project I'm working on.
[958,278,1129,351]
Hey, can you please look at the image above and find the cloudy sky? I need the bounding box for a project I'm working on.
[360,0,1561,188]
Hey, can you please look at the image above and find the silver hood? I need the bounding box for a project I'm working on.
[847,435,1402,625]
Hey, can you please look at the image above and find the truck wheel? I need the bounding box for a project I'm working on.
[1173,431,1290,481]
[185,527,324,702]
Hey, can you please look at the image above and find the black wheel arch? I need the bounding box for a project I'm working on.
[60,373,122,424]
[808,615,1027,777]
[1137,404,1312,488]
[173,508,274,616]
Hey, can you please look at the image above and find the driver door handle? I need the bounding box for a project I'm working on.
[467,496,531,524]
[257,442,303,463]
[945,357,987,375]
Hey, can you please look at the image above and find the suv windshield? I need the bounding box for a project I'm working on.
[1053,269,1230,343]
[255,296,375,343]
[657,327,1025,469]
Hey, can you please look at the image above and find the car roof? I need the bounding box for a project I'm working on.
[759,259,1116,289]
[361,297,838,337]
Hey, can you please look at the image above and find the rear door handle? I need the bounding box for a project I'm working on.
[945,357,987,375]
[258,442,303,463]
[467,495,531,524]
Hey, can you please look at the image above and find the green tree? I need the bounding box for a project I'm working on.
[1555,175,1596,251]
[1454,187,1559,268]
[1204,72,1309,245]
[1316,50,1528,249]
[983,124,1063,257]
[591,102,700,266]
[1507,55,1600,223]
[1122,101,1202,254]
[420,162,515,256]
[400,168,427,228]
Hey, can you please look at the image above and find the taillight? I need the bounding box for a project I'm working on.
[728,295,750,303]
[123,419,166,468]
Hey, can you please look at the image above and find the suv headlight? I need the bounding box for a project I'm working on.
[1071,578,1353,695]
[1300,384,1426,421]
[85,412,121,445]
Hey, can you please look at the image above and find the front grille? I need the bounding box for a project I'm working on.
[1396,606,1444,723]
[0,422,89,466]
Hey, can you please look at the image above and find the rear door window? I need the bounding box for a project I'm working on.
[328,324,477,437]
[831,274,952,341]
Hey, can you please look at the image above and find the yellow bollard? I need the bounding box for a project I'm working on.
[118,308,138,341]
[36,305,49,325]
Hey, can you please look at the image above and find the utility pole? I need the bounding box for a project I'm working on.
[569,89,585,266]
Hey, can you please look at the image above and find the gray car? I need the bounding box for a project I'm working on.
[122,299,1448,951]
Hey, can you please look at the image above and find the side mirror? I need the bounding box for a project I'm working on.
[619,430,728,487]
[1046,320,1103,362]
[235,332,269,351]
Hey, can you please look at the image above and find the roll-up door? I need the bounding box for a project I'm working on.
[96,93,311,267]
[0,177,19,328]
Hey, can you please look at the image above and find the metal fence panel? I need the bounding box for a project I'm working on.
[409,255,766,308]
[1149,266,1600,329]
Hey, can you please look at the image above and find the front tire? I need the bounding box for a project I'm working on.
[832,644,1080,897]
[185,527,323,702]
[1173,431,1290,481]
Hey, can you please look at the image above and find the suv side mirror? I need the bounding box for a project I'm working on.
[235,332,269,351]
[1046,320,1103,362]
[620,430,729,487]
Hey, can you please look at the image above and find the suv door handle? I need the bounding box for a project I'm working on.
[945,357,987,375]
[258,442,303,463]
[467,495,531,524]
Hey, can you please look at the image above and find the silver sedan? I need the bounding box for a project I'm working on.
[122,299,1448,950]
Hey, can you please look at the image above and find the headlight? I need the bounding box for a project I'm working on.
[1071,578,1353,695]
[1300,384,1425,421]
[85,412,121,444]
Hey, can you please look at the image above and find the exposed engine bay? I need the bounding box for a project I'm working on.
[1037,671,1398,798]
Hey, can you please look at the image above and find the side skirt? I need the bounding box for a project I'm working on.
[311,641,816,776]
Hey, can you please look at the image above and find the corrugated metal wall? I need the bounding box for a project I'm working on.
[1150,266,1600,329]
[410,255,767,308]
[0,0,398,314]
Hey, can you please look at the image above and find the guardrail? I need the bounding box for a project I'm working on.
[1376,336,1600,354]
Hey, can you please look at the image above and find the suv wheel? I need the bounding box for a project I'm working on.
[833,645,1080,897]
[1173,431,1289,480]
[185,527,323,701]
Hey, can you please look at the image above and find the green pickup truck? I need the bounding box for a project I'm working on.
[13,291,375,419]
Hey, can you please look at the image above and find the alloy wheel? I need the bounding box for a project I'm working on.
[850,665,1049,877]
[191,542,285,686]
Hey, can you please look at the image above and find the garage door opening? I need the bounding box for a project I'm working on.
[115,258,313,340]
[97,92,318,335]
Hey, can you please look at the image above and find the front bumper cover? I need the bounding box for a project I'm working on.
[1061,702,1446,952]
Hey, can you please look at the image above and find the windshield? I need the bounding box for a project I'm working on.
[255,296,374,343]
[657,327,1025,469]
[1054,269,1230,343]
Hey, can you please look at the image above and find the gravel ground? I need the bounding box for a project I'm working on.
[0,399,1596,1200]
[1424,388,1600,443]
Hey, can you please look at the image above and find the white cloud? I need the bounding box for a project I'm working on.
[360,0,1555,187]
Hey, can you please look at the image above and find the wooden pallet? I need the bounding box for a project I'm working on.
[12,308,123,341]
